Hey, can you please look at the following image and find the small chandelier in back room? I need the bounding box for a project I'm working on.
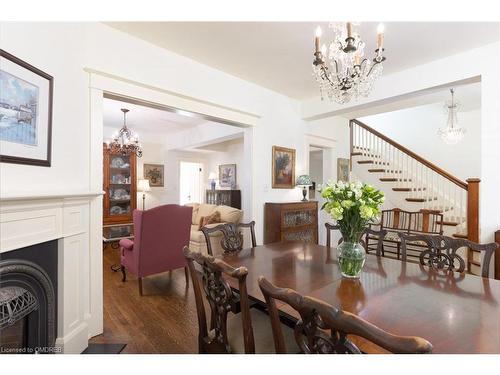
[312,22,386,104]
[105,108,143,157]
[438,88,466,145]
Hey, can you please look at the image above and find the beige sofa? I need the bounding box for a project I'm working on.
[185,203,243,255]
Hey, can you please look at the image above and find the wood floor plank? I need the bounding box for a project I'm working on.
[89,245,199,353]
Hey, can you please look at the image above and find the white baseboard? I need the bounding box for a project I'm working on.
[55,321,89,354]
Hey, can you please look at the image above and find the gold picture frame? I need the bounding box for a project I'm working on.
[272,146,296,189]
[143,163,164,187]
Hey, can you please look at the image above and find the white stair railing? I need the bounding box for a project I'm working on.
[350,119,480,260]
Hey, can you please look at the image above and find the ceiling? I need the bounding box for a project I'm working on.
[103,97,206,134]
[344,81,481,119]
[106,22,500,99]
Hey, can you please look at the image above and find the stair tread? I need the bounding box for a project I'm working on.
[453,233,468,239]
[380,178,412,182]
[406,197,438,202]
[368,168,386,172]
[392,187,426,192]
[358,160,375,164]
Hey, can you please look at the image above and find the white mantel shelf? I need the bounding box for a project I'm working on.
[0,190,104,202]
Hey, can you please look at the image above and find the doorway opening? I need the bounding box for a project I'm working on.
[93,85,254,349]
[179,161,204,205]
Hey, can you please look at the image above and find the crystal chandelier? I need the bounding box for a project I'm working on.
[438,89,465,145]
[312,22,386,104]
[106,108,143,157]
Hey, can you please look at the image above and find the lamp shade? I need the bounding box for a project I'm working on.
[208,172,218,180]
[138,179,151,192]
[296,175,313,186]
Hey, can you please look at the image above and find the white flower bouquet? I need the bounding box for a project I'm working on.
[321,180,385,277]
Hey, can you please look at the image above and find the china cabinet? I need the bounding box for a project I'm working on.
[103,143,137,225]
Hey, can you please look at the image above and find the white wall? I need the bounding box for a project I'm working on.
[359,103,481,181]
[0,23,90,196]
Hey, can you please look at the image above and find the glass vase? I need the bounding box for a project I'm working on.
[337,241,366,279]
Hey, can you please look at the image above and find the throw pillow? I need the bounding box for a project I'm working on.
[199,211,221,230]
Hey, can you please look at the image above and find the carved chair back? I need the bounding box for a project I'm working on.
[381,208,412,232]
[399,233,498,278]
[201,221,256,256]
[258,276,433,354]
[183,246,255,353]
[325,223,386,256]
[325,223,341,248]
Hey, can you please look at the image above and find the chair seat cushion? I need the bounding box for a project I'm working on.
[226,308,300,354]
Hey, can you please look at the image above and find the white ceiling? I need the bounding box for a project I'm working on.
[103,97,206,134]
[106,22,500,99]
[342,81,481,119]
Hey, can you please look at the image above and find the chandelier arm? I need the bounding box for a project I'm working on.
[366,59,382,77]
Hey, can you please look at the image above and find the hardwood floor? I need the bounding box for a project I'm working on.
[89,245,199,353]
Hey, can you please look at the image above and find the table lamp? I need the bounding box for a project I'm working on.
[296,175,313,201]
[138,179,151,210]
[208,172,217,190]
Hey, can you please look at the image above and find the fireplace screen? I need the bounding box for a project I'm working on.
[0,259,56,353]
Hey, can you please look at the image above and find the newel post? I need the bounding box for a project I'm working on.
[466,178,480,243]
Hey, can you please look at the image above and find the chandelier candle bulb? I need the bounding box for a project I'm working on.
[354,53,361,65]
[377,23,385,48]
[347,22,353,38]
[315,26,322,53]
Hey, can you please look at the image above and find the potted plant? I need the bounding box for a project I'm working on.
[321,181,385,278]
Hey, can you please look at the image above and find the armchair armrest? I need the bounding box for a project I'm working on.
[119,238,134,251]
[365,227,387,238]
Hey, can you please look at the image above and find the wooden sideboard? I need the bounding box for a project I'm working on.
[264,201,318,244]
[205,189,241,209]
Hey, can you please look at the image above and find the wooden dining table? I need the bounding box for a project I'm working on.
[220,241,500,354]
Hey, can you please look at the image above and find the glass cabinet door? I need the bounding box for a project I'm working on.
[108,155,132,217]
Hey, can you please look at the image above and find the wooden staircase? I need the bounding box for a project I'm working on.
[350,119,480,245]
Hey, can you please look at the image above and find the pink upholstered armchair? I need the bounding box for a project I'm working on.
[119,204,192,295]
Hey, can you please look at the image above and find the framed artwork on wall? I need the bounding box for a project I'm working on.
[337,158,350,182]
[219,163,236,188]
[143,163,164,187]
[0,49,53,166]
[272,145,295,189]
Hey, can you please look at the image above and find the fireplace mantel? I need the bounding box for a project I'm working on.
[0,191,103,353]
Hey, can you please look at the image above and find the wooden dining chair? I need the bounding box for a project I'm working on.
[201,221,256,256]
[183,246,297,354]
[399,233,498,278]
[325,223,341,248]
[258,276,433,354]
[325,223,386,256]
